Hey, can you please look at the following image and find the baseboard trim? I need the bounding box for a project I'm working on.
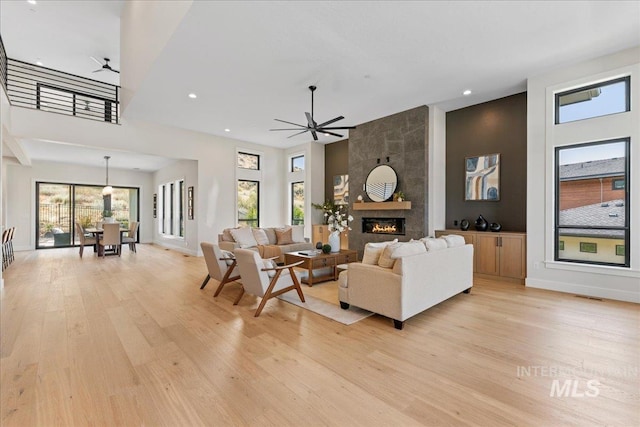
[526,278,640,303]
[152,241,198,256]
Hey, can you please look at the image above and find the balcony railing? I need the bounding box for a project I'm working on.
[1,38,120,124]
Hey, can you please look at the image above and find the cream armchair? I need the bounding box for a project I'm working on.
[233,248,305,317]
[200,242,240,297]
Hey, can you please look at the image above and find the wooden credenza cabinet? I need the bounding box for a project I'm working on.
[435,229,526,284]
[312,224,349,250]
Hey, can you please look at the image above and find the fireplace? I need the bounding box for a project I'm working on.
[362,217,406,235]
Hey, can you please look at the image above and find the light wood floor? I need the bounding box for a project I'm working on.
[1,244,638,426]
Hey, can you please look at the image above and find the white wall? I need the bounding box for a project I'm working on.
[526,46,640,303]
[428,105,446,236]
[153,159,198,254]
[6,107,286,254]
[5,160,154,251]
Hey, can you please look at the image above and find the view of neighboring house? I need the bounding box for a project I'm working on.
[557,157,627,264]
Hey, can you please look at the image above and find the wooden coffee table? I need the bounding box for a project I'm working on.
[285,249,358,286]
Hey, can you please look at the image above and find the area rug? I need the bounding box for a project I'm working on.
[277,291,373,325]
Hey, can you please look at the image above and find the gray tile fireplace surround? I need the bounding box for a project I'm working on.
[348,105,430,258]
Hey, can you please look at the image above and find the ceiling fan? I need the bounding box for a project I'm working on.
[270,85,356,141]
[90,57,119,74]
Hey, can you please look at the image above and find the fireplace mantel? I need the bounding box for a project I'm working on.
[352,201,411,211]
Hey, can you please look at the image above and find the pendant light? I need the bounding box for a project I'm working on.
[102,155,113,196]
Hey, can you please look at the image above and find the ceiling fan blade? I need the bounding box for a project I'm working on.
[92,69,104,73]
[90,56,103,66]
[274,119,307,128]
[320,126,356,130]
[111,69,120,74]
[310,129,318,141]
[305,112,316,128]
[287,129,310,138]
[317,116,344,127]
[270,128,310,131]
[319,130,344,138]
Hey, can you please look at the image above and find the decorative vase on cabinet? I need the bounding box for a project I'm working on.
[328,231,341,253]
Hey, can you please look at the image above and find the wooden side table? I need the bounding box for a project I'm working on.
[285,249,358,286]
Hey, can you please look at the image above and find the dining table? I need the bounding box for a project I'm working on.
[85,226,130,256]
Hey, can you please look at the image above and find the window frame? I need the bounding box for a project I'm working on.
[554,76,630,125]
[291,155,304,172]
[158,178,185,239]
[237,151,260,170]
[554,138,630,267]
[237,179,260,228]
[291,181,304,226]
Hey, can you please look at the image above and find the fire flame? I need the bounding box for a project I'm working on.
[372,224,397,233]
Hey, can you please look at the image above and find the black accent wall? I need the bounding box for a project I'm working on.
[446,92,527,232]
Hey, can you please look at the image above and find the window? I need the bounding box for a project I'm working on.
[579,242,597,253]
[291,182,304,225]
[158,179,185,238]
[238,180,259,227]
[612,179,625,190]
[237,152,260,170]
[291,155,304,172]
[555,77,630,124]
[555,139,630,267]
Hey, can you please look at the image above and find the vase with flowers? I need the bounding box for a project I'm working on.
[327,206,353,253]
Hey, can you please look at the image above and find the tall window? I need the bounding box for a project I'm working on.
[237,151,261,227]
[237,180,259,227]
[158,179,185,238]
[291,181,304,225]
[555,139,630,267]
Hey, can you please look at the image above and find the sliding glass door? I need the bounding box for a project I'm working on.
[36,182,140,249]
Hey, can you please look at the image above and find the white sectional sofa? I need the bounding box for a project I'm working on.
[339,236,473,329]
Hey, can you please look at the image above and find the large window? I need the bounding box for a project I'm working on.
[36,182,139,249]
[237,152,260,170]
[555,139,630,267]
[291,181,304,225]
[238,180,259,227]
[158,179,184,238]
[555,77,630,124]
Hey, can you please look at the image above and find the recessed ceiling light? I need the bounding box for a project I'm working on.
[188,93,197,99]
[36,59,43,66]
[27,0,37,4]
[224,128,230,132]
[463,90,472,96]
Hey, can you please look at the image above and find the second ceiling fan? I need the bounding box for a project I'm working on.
[270,85,355,141]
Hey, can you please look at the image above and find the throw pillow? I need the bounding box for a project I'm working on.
[221,228,238,242]
[275,227,294,245]
[264,228,277,245]
[361,239,399,265]
[390,241,426,259]
[443,234,466,248]
[220,249,235,266]
[229,227,258,249]
[252,228,270,246]
[378,242,403,268]
[290,225,305,243]
[262,259,277,278]
[421,237,448,252]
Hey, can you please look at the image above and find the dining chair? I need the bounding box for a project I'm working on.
[233,248,305,317]
[122,221,139,253]
[200,242,240,297]
[75,222,96,258]
[98,223,121,257]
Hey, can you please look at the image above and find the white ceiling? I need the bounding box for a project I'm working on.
[2,1,640,163]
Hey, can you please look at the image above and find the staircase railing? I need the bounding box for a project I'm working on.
[2,47,119,124]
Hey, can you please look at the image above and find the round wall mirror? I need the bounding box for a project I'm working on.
[365,165,398,202]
